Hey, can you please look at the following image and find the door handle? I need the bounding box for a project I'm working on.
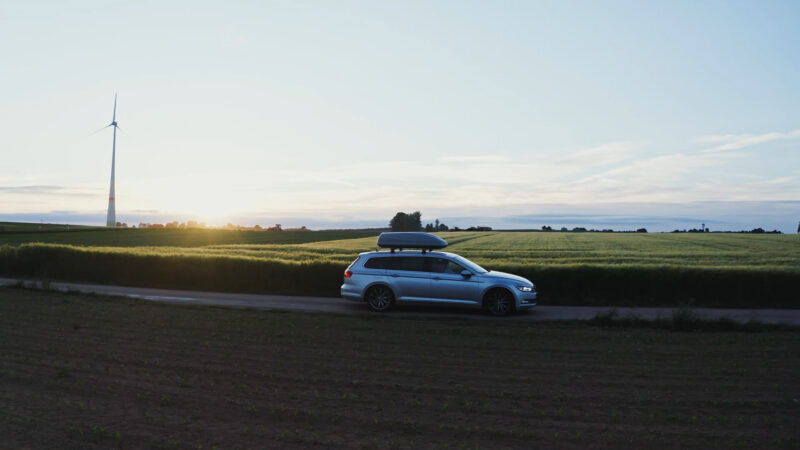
[390,273,398,277]
[432,277,441,280]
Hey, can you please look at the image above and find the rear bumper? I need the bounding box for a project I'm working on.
[340,284,363,302]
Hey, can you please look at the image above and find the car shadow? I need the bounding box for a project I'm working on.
[356,302,541,320]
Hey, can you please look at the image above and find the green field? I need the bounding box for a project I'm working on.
[1,288,797,448]
[1,227,798,308]
[6,229,795,268]
[0,224,380,247]
[0,221,99,233]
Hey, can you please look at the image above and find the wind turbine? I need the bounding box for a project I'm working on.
[105,94,119,227]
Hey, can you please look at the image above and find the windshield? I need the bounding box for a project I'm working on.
[453,254,487,274]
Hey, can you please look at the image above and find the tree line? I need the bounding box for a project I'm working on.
[389,211,491,232]
[390,212,790,234]
[132,222,308,231]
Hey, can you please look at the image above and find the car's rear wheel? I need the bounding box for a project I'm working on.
[365,285,394,312]
[484,288,515,316]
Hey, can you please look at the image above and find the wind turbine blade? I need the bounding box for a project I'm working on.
[112,93,117,122]
[116,126,133,140]
[87,124,112,137]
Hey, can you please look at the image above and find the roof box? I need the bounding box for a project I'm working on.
[377,232,447,250]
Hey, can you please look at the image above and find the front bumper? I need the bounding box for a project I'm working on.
[517,292,538,309]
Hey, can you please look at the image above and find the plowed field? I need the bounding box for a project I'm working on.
[1,288,798,448]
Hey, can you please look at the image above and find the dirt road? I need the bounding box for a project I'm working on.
[2,277,797,324]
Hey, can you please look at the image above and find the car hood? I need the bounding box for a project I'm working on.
[483,270,532,285]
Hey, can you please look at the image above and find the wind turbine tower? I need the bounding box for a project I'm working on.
[106,94,119,227]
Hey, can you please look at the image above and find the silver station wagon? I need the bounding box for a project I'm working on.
[340,232,537,316]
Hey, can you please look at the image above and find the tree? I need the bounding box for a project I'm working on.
[425,219,449,232]
[390,211,422,231]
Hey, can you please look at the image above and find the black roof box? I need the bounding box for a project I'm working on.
[377,232,448,250]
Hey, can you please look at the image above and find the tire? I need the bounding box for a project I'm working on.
[365,285,394,312]
[484,288,515,316]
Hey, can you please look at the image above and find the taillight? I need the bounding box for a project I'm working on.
[344,270,353,278]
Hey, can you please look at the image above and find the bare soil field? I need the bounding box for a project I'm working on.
[1,288,798,449]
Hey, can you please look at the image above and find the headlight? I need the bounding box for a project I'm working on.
[517,286,533,292]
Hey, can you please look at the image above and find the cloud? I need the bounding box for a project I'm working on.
[0,185,62,193]
[692,134,743,143]
[571,152,720,186]
[3,135,797,223]
[0,185,96,196]
[747,176,798,186]
[699,129,800,152]
[132,135,796,218]
[437,155,511,163]
[556,141,639,167]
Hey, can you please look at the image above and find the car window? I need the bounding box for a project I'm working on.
[444,260,465,274]
[364,257,387,269]
[399,257,427,272]
[429,257,465,274]
[382,257,398,270]
[385,256,427,272]
[429,258,448,273]
[452,255,487,274]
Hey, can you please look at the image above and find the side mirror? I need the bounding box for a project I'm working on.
[460,270,473,278]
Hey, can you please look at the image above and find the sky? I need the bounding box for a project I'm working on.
[1,0,799,232]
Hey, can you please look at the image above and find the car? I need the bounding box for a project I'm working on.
[340,232,537,316]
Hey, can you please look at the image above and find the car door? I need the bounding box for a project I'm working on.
[385,256,432,301]
[427,257,480,304]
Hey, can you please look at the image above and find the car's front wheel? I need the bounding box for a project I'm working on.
[484,288,515,316]
[365,285,394,312]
